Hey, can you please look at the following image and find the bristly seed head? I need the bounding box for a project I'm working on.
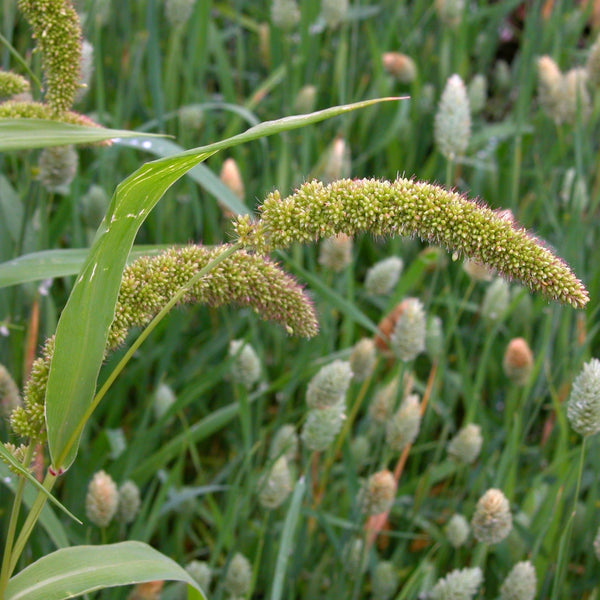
[389,298,426,362]
[445,513,470,548]
[500,561,537,600]
[224,552,252,597]
[349,338,377,382]
[306,360,353,409]
[0,363,21,418]
[359,469,396,515]
[12,246,318,444]
[85,470,118,528]
[229,340,262,389]
[18,0,82,113]
[0,70,30,98]
[567,358,600,437]
[471,488,512,544]
[233,178,588,308]
[447,423,483,464]
[430,566,483,600]
[434,74,471,160]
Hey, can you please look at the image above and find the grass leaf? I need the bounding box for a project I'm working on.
[4,542,205,600]
[0,119,165,151]
[0,246,173,289]
[114,137,250,216]
[270,477,306,600]
[0,462,69,549]
[44,98,399,472]
[0,446,81,524]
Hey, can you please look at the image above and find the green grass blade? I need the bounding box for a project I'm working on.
[175,97,397,157]
[281,251,378,335]
[46,152,209,472]
[270,476,306,600]
[0,119,165,151]
[0,446,81,524]
[0,462,69,549]
[114,137,250,216]
[45,98,397,472]
[131,398,250,483]
[0,246,173,288]
[4,542,205,600]
[137,101,262,133]
[0,176,23,245]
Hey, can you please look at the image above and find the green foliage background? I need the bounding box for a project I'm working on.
[1,0,600,598]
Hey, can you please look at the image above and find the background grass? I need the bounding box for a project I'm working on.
[2,0,600,598]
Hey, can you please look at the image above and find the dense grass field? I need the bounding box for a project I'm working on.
[2,1,600,598]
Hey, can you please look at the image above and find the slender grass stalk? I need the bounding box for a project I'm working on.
[445,157,454,188]
[498,408,522,499]
[270,477,306,600]
[0,32,42,91]
[0,443,36,593]
[471,542,488,569]
[234,382,253,457]
[469,316,507,419]
[164,29,184,112]
[145,0,164,129]
[248,511,271,599]
[316,360,379,500]
[365,361,437,547]
[176,411,203,475]
[92,23,106,120]
[6,470,58,578]
[439,29,451,85]
[551,439,587,599]
[510,135,523,208]
[350,531,369,600]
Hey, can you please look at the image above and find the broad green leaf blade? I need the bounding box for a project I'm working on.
[46,152,207,472]
[114,137,250,216]
[0,119,165,151]
[0,462,69,548]
[270,477,306,600]
[4,542,205,600]
[46,97,397,472]
[0,245,173,288]
[0,445,81,524]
